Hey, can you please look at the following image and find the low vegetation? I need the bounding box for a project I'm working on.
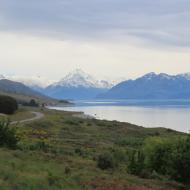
[0,107,188,190]
[22,99,39,107]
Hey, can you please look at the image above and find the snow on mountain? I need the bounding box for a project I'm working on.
[159,73,173,80]
[52,69,113,89]
[3,71,190,97]
[140,72,157,80]
[177,73,190,80]
[7,76,54,88]
[140,72,176,80]
[0,75,5,80]
[98,80,113,89]
[5,69,120,90]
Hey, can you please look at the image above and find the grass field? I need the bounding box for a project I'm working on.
[0,107,188,190]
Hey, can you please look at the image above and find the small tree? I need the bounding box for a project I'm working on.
[29,99,39,107]
[0,120,19,149]
[0,95,18,114]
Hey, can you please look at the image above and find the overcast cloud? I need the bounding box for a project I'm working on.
[0,0,190,79]
[1,0,190,46]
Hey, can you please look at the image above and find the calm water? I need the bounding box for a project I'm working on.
[49,100,190,133]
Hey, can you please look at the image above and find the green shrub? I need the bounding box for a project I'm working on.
[0,95,18,114]
[111,147,127,163]
[75,148,84,156]
[127,136,190,183]
[143,137,174,174]
[22,99,39,107]
[144,136,190,183]
[28,140,50,152]
[97,152,115,170]
[0,120,19,149]
[128,149,145,175]
[171,137,190,182]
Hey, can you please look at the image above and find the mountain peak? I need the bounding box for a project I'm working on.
[141,72,174,80]
[46,69,113,99]
[70,69,86,76]
[52,69,113,89]
[141,72,157,80]
[158,73,173,80]
[56,69,97,88]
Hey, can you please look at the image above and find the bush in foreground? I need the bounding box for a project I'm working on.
[0,95,18,114]
[128,136,190,183]
[0,120,19,149]
[97,148,128,170]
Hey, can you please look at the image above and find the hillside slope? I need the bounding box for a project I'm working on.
[0,107,185,190]
[0,79,56,104]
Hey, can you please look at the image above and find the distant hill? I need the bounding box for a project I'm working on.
[0,79,43,96]
[7,75,54,93]
[98,72,190,99]
[44,69,113,99]
[0,79,56,104]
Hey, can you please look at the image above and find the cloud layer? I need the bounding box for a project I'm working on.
[0,0,190,80]
[1,0,190,46]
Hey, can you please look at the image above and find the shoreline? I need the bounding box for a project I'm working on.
[47,106,95,119]
[72,112,95,119]
[47,105,188,133]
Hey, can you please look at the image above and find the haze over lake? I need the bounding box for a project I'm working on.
[50,100,190,133]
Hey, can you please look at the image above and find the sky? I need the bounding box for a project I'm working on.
[0,0,190,80]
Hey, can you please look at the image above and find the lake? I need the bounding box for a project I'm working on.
[49,99,190,133]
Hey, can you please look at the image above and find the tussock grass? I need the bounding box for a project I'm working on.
[0,108,186,190]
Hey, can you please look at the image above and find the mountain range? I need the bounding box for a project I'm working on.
[98,72,190,99]
[2,70,190,100]
[1,69,115,100]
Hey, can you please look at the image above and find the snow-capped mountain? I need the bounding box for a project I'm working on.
[52,69,113,89]
[140,72,190,81]
[98,72,190,99]
[45,69,113,99]
[140,72,173,80]
[0,70,114,99]
[2,71,190,100]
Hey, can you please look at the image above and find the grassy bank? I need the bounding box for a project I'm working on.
[0,107,188,190]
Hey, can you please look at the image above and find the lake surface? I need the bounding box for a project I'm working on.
[49,100,190,133]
